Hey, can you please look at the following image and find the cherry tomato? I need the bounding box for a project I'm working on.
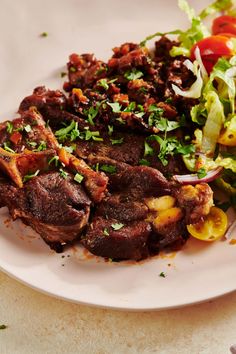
[187,207,228,242]
[212,15,236,36]
[190,35,234,73]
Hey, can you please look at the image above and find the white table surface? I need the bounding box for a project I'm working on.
[1,271,236,354]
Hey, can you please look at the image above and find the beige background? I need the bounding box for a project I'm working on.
[0,271,236,354]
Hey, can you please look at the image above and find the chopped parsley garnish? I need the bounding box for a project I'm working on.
[24,124,32,133]
[147,135,195,166]
[23,170,40,183]
[108,125,113,136]
[0,325,7,330]
[3,142,15,153]
[69,66,77,72]
[34,141,47,151]
[144,141,154,157]
[124,68,144,81]
[110,137,124,145]
[59,168,68,179]
[6,122,13,134]
[124,102,136,112]
[55,121,79,142]
[103,228,110,236]
[48,155,59,166]
[165,97,173,104]
[60,72,67,78]
[85,130,103,142]
[138,87,148,94]
[159,272,166,278]
[107,102,122,113]
[97,79,109,90]
[100,165,116,174]
[74,173,84,184]
[63,145,75,153]
[139,158,150,166]
[111,223,124,231]
[40,32,48,37]
[197,168,207,179]
[26,140,37,148]
[84,102,101,125]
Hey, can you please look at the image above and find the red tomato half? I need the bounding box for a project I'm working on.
[212,15,236,36]
[190,35,234,73]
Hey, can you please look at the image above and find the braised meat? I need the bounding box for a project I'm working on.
[0,36,216,261]
[0,172,91,251]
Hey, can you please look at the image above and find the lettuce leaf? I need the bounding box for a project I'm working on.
[201,91,225,155]
[199,0,232,19]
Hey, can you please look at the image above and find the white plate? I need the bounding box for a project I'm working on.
[0,0,236,311]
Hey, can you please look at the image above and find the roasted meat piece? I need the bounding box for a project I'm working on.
[0,171,91,252]
[82,217,151,261]
[175,183,214,224]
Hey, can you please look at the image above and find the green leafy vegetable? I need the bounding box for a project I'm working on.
[34,141,47,151]
[124,68,144,81]
[6,122,13,134]
[0,325,7,330]
[100,165,116,174]
[107,102,122,113]
[110,137,124,145]
[55,121,77,142]
[74,173,84,184]
[24,124,32,133]
[23,170,40,183]
[48,155,59,166]
[144,141,154,157]
[139,159,150,166]
[59,168,68,179]
[3,142,15,153]
[103,228,110,236]
[197,168,207,179]
[159,272,166,278]
[111,223,124,231]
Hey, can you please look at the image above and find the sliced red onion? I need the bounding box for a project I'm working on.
[173,167,223,185]
[225,220,236,241]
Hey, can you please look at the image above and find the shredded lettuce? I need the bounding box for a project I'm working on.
[201,91,225,155]
[172,60,203,98]
[199,0,233,19]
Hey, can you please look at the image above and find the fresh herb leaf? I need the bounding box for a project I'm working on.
[48,156,59,166]
[110,137,124,145]
[85,103,101,125]
[23,170,40,183]
[144,141,154,157]
[55,121,76,142]
[59,168,68,179]
[124,68,144,81]
[34,141,47,151]
[103,228,110,236]
[124,102,136,112]
[60,72,67,78]
[85,130,103,142]
[111,223,124,231]
[74,173,84,184]
[40,32,48,37]
[197,168,207,179]
[26,140,37,148]
[24,124,32,133]
[159,272,166,278]
[63,145,75,153]
[69,66,77,72]
[116,117,125,125]
[97,79,109,90]
[100,165,116,174]
[107,102,122,113]
[140,29,181,47]
[3,142,15,153]
[139,159,150,166]
[6,122,13,134]
[108,125,113,136]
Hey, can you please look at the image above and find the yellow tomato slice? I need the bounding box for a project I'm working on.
[187,207,228,242]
